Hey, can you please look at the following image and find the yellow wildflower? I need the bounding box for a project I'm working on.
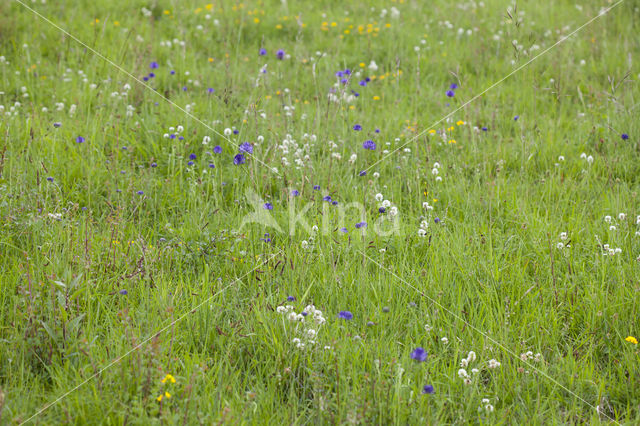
[161,374,176,384]
[626,336,638,345]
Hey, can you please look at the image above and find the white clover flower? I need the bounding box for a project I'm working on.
[467,351,477,363]
[580,152,587,159]
[463,378,472,385]
[381,200,391,208]
[488,359,501,369]
[460,359,469,368]
[618,213,626,221]
[375,193,384,202]
[276,306,287,313]
[433,162,441,168]
[224,128,232,136]
[418,229,427,237]
[604,215,612,223]
[287,312,298,322]
[435,176,443,182]
[587,155,594,164]
[560,232,568,240]
[431,168,439,175]
[482,398,490,404]
[471,368,479,374]
[368,60,378,71]
[389,206,398,216]
[556,242,564,249]
[301,240,309,249]
[485,404,494,412]
[441,337,449,344]
[558,155,565,161]
[373,172,380,178]
[458,368,468,379]
[609,225,616,231]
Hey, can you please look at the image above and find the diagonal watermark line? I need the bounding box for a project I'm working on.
[358,250,619,424]
[363,0,625,174]
[12,0,281,176]
[19,250,283,425]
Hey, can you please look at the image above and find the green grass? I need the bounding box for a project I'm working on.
[1,0,639,423]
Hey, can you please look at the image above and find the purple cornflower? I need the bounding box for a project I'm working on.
[332,201,338,206]
[263,202,273,210]
[341,78,349,85]
[287,296,296,301]
[379,207,386,213]
[410,347,428,362]
[352,90,360,97]
[422,385,435,394]
[621,133,629,140]
[353,124,362,131]
[339,227,348,233]
[148,72,155,78]
[137,190,144,195]
[359,80,367,87]
[76,136,85,143]
[338,311,353,320]
[189,153,197,160]
[233,129,240,135]
[450,83,458,90]
[182,86,188,91]
[53,122,62,128]
[187,161,194,166]
[344,69,351,75]
[143,76,149,81]
[259,48,267,56]
[363,140,376,150]
[323,195,332,202]
[446,90,455,97]
[313,185,320,190]
[375,128,380,133]
[355,222,367,229]
[239,142,253,154]
[151,162,157,168]
[291,189,300,196]
[514,115,520,121]
[481,126,488,131]
[119,289,128,295]
[233,153,246,165]
[170,70,176,75]
[213,145,222,154]
[276,49,285,59]
[46,177,54,182]
[358,170,367,176]
[150,61,159,69]
[207,88,215,94]
[336,71,344,78]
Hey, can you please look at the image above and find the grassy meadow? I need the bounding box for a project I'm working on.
[1,0,639,423]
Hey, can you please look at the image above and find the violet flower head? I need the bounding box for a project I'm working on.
[410,347,428,362]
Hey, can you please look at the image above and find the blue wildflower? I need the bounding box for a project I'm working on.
[259,48,267,56]
[353,124,362,131]
[208,163,215,168]
[53,122,62,128]
[239,142,253,154]
[621,133,629,140]
[422,385,435,394]
[46,177,54,182]
[287,296,296,302]
[450,83,458,89]
[213,145,222,154]
[323,195,332,202]
[446,90,455,97]
[137,190,144,195]
[233,154,246,165]
[150,61,159,69]
[355,222,367,229]
[263,202,273,210]
[291,189,300,196]
[410,347,428,362]
[338,311,353,320]
[189,153,197,160]
[363,140,376,150]
[276,49,285,59]
[119,289,128,295]
[313,185,320,190]
[76,136,85,143]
